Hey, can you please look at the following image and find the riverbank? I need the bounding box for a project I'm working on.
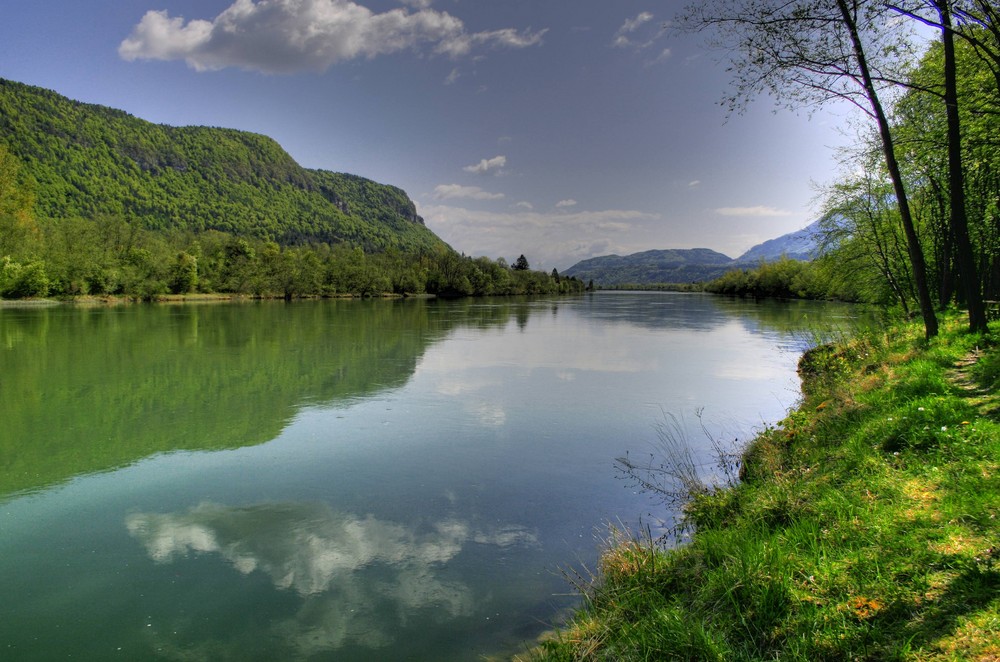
[0,292,437,307]
[524,312,1000,660]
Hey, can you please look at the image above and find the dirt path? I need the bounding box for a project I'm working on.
[947,348,1000,418]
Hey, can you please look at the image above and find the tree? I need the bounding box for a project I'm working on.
[678,0,939,337]
[883,0,988,333]
[512,254,530,271]
[168,251,199,294]
[819,156,917,310]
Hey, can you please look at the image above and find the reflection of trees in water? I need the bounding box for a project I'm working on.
[126,501,537,657]
[569,291,868,338]
[0,299,539,497]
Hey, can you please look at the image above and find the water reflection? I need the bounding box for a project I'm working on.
[125,502,537,655]
[1,294,866,661]
[0,299,534,497]
[570,291,866,338]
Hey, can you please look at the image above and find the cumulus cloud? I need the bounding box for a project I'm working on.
[715,206,793,217]
[119,0,547,73]
[555,199,578,208]
[433,184,504,201]
[462,155,506,175]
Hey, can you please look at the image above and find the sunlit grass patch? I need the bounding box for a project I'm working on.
[930,610,1000,661]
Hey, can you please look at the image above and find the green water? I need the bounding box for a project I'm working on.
[0,293,862,660]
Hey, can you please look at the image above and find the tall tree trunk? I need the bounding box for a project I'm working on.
[937,0,989,333]
[837,0,938,338]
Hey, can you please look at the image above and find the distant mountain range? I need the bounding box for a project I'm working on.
[563,220,823,286]
[736,220,824,263]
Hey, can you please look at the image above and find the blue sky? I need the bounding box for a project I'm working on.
[0,0,854,270]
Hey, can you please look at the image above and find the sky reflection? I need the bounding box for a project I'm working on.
[126,501,538,655]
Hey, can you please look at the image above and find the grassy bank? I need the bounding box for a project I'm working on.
[525,313,1000,660]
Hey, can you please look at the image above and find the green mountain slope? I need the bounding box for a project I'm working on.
[0,78,444,252]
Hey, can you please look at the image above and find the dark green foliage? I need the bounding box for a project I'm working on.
[5,213,581,298]
[703,257,845,301]
[0,78,443,253]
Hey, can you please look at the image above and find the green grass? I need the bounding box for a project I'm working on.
[523,313,1000,661]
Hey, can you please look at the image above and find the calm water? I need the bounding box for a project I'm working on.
[0,293,861,660]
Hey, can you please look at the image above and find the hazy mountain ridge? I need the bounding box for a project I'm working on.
[0,78,445,252]
[735,219,823,264]
[564,221,822,285]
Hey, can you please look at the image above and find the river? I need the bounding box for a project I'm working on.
[0,292,862,660]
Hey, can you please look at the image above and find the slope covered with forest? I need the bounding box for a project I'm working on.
[563,248,736,286]
[0,78,443,253]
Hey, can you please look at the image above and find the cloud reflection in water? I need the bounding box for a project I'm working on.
[125,502,537,654]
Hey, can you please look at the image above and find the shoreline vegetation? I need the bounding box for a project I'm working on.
[0,208,586,301]
[0,291,432,308]
[520,311,1000,661]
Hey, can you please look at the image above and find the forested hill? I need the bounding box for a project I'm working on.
[563,248,735,285]
[0,78,444,252]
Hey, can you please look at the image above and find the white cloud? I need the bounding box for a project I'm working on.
[688,180,701,188]
[714,206,793,217]
[443,67,460,85]
[647,48,672,65]
[462,155,506,175]
[399,0,433,8]
[618,12,654,36]
[119,0,547,73]
[556,199,578,208]
[514,201,533,210]
[613,11,661,50]
[432,184,504,201]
